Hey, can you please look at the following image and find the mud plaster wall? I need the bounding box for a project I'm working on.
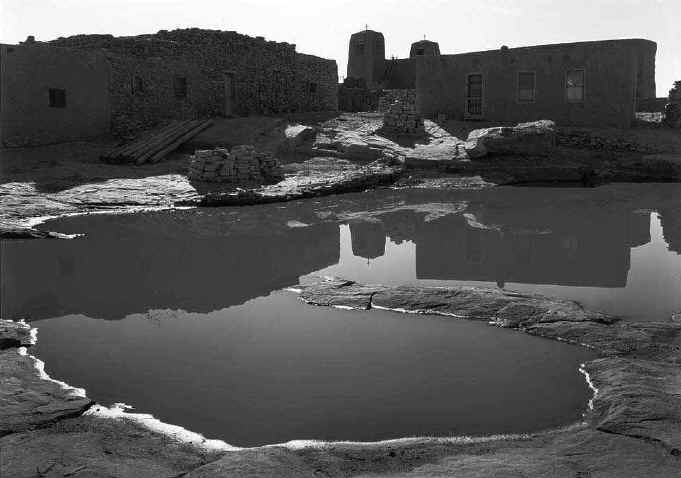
[0,44,111,146]
[50,30,338,134]
[416,39,656,128]
[383,59,415,89]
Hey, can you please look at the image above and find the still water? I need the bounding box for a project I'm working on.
[4,184,680,446]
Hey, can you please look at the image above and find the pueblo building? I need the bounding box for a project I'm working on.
[0,29,338,146]
[344,29,657,127]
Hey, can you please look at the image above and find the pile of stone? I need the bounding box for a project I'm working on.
[382,100,425,136]
[188,145,282,183]
[377,89,416,112]
[664,81,681,128]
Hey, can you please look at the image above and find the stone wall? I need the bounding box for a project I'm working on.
[382,99,424,136]
[49,29,338,135]
[188,145,282,183]
[377,89,416,112]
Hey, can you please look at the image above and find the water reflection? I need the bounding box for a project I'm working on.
[2,184,680,322]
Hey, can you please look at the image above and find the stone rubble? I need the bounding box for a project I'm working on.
[187,146,282,183]
[382,99,425,136]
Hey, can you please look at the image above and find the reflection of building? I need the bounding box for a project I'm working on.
[2,211,339,321]
[349,219,386,260]
[414,212,650,287]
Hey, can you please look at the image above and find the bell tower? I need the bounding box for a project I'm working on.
[347,29,386,88]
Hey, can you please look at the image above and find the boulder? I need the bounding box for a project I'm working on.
[280,124,316,152]
[466,120,556,157]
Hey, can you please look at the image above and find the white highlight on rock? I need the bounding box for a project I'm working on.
[579,364,598,411]
[19,347,87,398]
[85,402,241,452]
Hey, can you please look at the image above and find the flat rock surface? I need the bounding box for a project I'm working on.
[0,348,93,435]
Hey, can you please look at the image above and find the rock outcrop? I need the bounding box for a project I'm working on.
[465,120,557,158]
[0,346,93,434]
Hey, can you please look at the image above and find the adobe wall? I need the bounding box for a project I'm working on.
[50,29,337,134]
[383,59,415,89]
[416,39,656,127]
[0,44,111,146]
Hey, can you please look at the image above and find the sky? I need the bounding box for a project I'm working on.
[1,0,678,96]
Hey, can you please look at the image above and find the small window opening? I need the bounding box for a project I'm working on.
[355,43,365,55]
[415,48,425,56]
[48,88,66,108]
[566,69,585,102]
[517,72,536,103]
[132,76,144,94]
[309,82,317,94]
[174,77,187,98]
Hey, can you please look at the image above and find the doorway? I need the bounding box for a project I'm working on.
[465,73,483,119]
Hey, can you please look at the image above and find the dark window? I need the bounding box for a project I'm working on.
[566,69,585,102]
[131,76,144,94]
[355,43,365,55]
[48,88,66,108]
[309,82,317,94]
[517,72,536,102]
[415,48,425,56]
[174,77,187,98]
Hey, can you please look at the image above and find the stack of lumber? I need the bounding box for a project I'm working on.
[102,119,213,164]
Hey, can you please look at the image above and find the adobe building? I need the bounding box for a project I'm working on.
[0,29,338,146]
[343,29,657,127]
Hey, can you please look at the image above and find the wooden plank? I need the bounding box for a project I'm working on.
[134,120,201,164]
[145,120,213,164]
[123,120,192,161]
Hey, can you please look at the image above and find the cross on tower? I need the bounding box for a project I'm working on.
[365,24,369,31]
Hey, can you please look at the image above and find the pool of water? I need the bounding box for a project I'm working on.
[3,183,680,446]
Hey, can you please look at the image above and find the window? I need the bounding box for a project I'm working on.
[517,71,536,103]
[308,82,317,94]
[355,42,365,55]
[566,69,585,102]
[415,48,425,56]
[131,76,144,94]
[48,88,66,108]
[174,77,187,98]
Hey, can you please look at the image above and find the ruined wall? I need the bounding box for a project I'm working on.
[416,39,656,127]
[0,44,110,146]
[378,89,416,112]
[50,29,337,134]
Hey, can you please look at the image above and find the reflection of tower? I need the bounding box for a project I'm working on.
[349,219,386,260]
[627,212,651,247]
[658,210,681,254]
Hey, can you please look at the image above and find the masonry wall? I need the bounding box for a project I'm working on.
[0,44,110,146]
[416,39,656,127]
[50,29,337,134]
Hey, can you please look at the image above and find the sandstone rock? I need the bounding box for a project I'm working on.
[466,120,556,157]
[186,448,317,478]
[0,349,93,434]
[585,357,681,453]
[0,320,34,349]
[280,124,316,152]
[463,140,488,159]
